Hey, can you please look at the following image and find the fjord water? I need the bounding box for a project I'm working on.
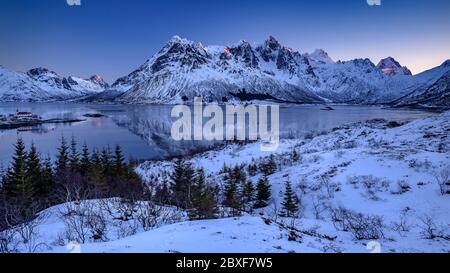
[0,102,435,165]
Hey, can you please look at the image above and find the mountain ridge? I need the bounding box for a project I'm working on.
[1,36,448,107]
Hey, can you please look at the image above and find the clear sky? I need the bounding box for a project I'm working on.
[0,0,449,82]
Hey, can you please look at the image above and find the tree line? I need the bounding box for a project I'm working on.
[0,137,302,231]
[155,154,300,220]
[0,137,146,230]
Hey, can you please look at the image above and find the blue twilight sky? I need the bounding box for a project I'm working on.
[0,0,449,82]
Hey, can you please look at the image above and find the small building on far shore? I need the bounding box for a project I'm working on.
[16,111,33,118]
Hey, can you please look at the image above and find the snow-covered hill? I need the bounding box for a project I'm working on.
[106,36,449,105]
[0,66,108,102]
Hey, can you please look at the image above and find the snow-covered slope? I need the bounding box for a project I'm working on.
[106,36,449,105]
[7,111,447,253]
[391,60,450,108]
[0,66,108,102]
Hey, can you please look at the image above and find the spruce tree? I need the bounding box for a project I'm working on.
[254,174,271,209]
[242,180,255,212]
[25,143,42,199]
[80,143,90,175]
[69,137,79,172]
[90,149,108,197]
[113,144,125,176]
[189,168,217,220]
[223,168,241,216]
[114,145,125,168]
[6,138,35,217]
[280,179,299,217]
[39,156,54,203]
[265,154,277,175]
[4,138,28,197]
[247,162,258,176]
[154,171,170,205]
[101,146,112,176]
[56,137,69,174]
[170,158,195,209]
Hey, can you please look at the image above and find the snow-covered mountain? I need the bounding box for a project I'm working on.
[391,60,450,108]
[107,36,449,105]
[112,36,322,104]
[0,66,108,102]
[1,36,448,106]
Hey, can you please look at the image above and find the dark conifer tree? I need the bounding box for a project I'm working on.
[223,168,241,216]
[242,179,255,211]
[39,155,54,203]
[114,145,124,167]
[5,138,35,217]
[154,171,171,205]
[280,179,299,217]
[69,137,79,172]
[80,143,90,175]
[190,168,216,220]
[101,146,112,176]
[3,138,28,198]
[25,143,42,199]
[113,144,125,175]
[254,174,271,209]
[170,158,195,209]
[247,162,258,176]
[56,137,69,174]
[90,148,108,197]
[265,154,277,175]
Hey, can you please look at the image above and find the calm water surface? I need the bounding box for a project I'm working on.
[0,102,436,165]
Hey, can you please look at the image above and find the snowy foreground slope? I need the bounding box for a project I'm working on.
[9,111,449,253]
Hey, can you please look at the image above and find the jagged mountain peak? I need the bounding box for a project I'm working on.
[27,67,60,78]
[306,49,334,65]
[89,74,109,88]
[263,36,282,50]
[348,58,376,67]
[377,57,412,76]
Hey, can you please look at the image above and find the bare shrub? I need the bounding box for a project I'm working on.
[391,208,412,236]
[0,228,19,253]
[331,207,384,240]
[391,180,411,195]
[434,168,450,195]
[312,196,329,220]
[60,201,108,244]
[418,214,449,240]
[319,175,339,198]
[0,200,47,253]
[347,175,389,200]
[15,214,47,253]
[408,159,432,171]
[135,202,167,231]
